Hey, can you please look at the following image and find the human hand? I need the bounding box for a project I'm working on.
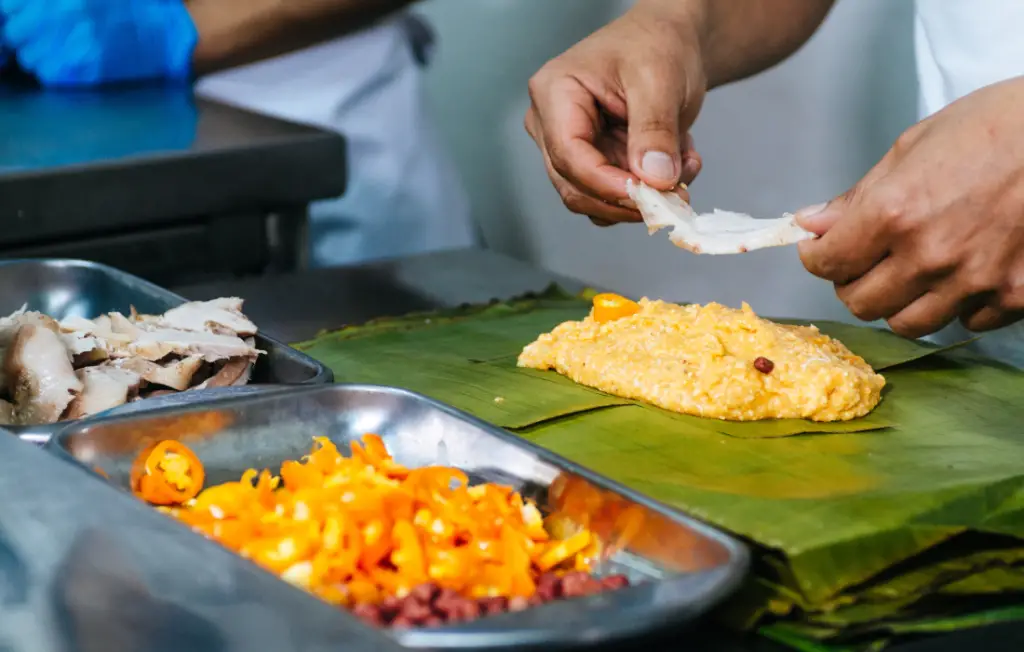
[0,0,197,87]
[797,77,1024,339]
[524,2,706,226]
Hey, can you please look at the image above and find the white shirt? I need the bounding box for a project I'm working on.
[194,15,476,268]
[915,0,1024,364]
[915,0,1024,119]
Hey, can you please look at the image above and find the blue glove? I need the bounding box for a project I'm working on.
[0,14,10,71]
[0,0,198,87]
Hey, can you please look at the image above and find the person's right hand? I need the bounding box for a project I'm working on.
[525,3,707,226]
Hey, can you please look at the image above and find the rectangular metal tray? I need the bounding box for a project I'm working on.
[50,384,750,650]
[0,258,333,444]
[0,426,401,652]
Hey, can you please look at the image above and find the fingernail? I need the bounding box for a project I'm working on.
[641,151,676,182]
[795,202,828,227]
[794,202,838,236]
[796,202,827,219]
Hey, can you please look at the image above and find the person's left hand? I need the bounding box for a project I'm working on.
[0,0,197,87]
[796,77,1024,339]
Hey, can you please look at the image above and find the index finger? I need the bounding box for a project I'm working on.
[797,196,891,284]
[532,76,635,202]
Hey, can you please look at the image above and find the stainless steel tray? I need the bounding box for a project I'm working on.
[49,384,750,650]
[0,426,401,652]
[0,258,333,444]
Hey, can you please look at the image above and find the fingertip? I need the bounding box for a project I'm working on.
[680,155,701,185]
[794,203,838,236]
[632,150,680,190]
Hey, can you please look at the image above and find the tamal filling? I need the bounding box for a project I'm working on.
[517,297,885,422]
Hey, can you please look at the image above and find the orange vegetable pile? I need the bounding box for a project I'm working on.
[135,434,602,607]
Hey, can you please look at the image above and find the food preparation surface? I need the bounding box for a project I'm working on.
[171,248,1024,652]
[0,83,346,245]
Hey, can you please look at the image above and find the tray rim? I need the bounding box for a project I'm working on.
[48,382,751,649]
[0,257,334,443]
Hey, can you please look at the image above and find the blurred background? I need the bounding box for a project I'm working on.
[416,0,917,323]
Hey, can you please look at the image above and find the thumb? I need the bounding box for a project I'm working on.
[624,71,685,190]
[795,197,845,236]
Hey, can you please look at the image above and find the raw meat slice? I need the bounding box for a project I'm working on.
[627,180,815,254]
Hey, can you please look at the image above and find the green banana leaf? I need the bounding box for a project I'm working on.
[296,287,1024,647]
[297,286,964,438]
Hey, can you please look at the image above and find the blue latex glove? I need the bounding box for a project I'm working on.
[0,0,197,87]
[0,14,10,71]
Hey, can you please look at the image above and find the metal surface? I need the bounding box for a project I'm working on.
[173,248,586,343]
[0,428,402,652]
[0,83,346,246]
[0,258,332,444]
[51,383,750,650]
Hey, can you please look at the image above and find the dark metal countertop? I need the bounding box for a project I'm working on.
[173,248,1024,652]
[0,81,346,247]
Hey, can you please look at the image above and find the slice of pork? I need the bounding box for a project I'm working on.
[191,357,253,390]
[158,298,257,337]
[5,324,83,424]
[0,310,60,347]
[128,328,261,363]
[114,356,205,392]
[63,366,142,420]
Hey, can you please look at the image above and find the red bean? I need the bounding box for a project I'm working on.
[478,596,508,615]
[754,356,775,374]
[410,583,440,604]
[434,588,460,609]
[351,603,382,627]
[379,596,401,619]
[391,615,414,628]
[507,596,530,612]
[601,574,630,590]
[399,598,433,622]
[560,571,590,597]
[535,572,561,601]
[445,598,480,622]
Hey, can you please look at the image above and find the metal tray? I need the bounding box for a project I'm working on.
[0,426,402,652]
[0,258,333,444]
[49,384,750,650]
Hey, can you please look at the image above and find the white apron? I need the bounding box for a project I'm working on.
[914,1,1024,365]
[194,14,476,268]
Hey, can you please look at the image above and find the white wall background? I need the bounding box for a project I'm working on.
[415,0,918,323]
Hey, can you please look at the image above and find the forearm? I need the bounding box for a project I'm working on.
[636,0,835,89]
[185,0,415,75]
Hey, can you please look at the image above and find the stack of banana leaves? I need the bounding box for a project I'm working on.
[296,286,1024,651]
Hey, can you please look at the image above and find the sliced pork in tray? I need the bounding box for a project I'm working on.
[0,298,264,425]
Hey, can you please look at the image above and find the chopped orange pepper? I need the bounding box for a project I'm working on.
[130,440,205,506]
[591,292,641,323]
[140,434,602,607]
[536,529,592,572]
